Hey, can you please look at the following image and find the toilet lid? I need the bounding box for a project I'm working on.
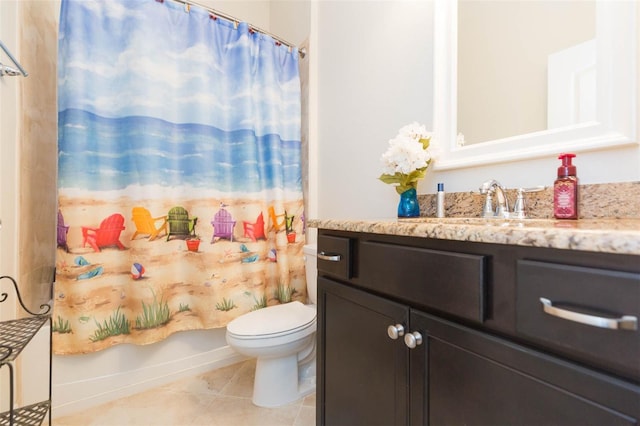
[227,301,316,337]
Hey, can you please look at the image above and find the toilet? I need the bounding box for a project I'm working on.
[225,244,318,407]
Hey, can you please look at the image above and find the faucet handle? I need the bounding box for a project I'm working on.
[482,191,494,218]
[512,189,527,219]
[520,186,545,193]
[512,186,546,219]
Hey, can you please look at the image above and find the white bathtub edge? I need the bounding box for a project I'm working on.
[52,340,246,418]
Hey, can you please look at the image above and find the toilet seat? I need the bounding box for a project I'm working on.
[227,301,316,340]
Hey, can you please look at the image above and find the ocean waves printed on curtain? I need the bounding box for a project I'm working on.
[55,0,304,355]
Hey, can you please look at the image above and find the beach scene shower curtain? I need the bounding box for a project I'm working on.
[54,0,305,355]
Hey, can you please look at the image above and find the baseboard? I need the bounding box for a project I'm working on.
[52,338,246,418]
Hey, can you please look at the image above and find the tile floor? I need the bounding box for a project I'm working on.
[53,359,316,426]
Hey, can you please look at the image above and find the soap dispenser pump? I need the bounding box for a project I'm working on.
[554,153,578,219]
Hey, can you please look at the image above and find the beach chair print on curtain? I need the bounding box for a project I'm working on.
[131,207,168,241]
[243,212,265,242]
[211,208,236,243]
[57,210,70,252]
[285,213,295,232]
[166,206,197,241]
[81,213,126,252]
[268,206,286,232]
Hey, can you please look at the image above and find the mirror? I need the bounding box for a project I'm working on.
[458,1,595,146]
[433,0,637,170]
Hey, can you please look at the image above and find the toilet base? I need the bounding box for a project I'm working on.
[252,354,315,408]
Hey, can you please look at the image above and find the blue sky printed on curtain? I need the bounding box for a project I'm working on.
[58,0,302,195]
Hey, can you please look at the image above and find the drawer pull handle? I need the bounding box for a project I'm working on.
[539,298,637,331]
[318,252,341,262]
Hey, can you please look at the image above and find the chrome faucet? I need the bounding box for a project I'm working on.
[479,180,510,218]
[479,181,546,219]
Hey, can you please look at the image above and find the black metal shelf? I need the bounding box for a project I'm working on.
[0,401,50,426]
[0,276,52,426]
[0,317,50,364]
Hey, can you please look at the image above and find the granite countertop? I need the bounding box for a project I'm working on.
[309,217,640,255]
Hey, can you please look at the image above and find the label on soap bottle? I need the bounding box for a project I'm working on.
[554,180,577,219]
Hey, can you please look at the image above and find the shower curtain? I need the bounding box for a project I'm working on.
[54,0,305,355]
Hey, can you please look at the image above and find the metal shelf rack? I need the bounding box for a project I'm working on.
[0,276,51,426]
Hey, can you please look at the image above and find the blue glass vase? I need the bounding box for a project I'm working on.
[397,188,420,218]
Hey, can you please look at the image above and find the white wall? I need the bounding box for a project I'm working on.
[315,1,434,220]
[203,0,270,29]
[0,0,21,413]
[271,1,311,46]
[0,0,20,323]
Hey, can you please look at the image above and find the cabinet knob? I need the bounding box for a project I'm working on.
[404,331,423,349]
[387,324,405,340]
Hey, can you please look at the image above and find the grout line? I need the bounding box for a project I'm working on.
[219,359,253,397]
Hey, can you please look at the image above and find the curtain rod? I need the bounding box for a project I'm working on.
[160,0,306,58]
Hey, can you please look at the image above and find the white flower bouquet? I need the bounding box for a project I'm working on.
[379,122,432,194]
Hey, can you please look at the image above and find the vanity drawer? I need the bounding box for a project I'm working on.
[359,241,487,323]
[516,259,640,381]
[317,235,352,280]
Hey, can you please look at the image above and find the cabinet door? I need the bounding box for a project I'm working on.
[410,310,639,426]
[318,277,409,426]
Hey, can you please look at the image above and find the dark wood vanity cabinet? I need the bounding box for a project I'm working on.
[410,311,638,426]
[316,229,640,426]
[319,277,409,426]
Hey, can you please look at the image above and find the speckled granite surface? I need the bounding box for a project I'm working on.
[310,217,640,255]
[419,182,640,219]
[310,182,640,255]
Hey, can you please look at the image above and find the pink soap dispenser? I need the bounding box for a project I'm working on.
[553,153,578,219]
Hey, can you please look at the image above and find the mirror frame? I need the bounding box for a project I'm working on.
[432,0,637,170]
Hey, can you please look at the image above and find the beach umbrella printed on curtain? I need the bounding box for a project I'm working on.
[55,0,305,354]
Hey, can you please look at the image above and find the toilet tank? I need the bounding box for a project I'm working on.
[303,244,317,305]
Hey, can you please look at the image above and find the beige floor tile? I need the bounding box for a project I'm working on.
[219,359,256,398]
[294,406,316,426]
[302,393,316,407]
[54,388,209,426]
[53,359,316,426]
[192,395,300,426]
[172,360,246,397]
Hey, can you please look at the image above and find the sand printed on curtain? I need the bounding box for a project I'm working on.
[54,0,305,355]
